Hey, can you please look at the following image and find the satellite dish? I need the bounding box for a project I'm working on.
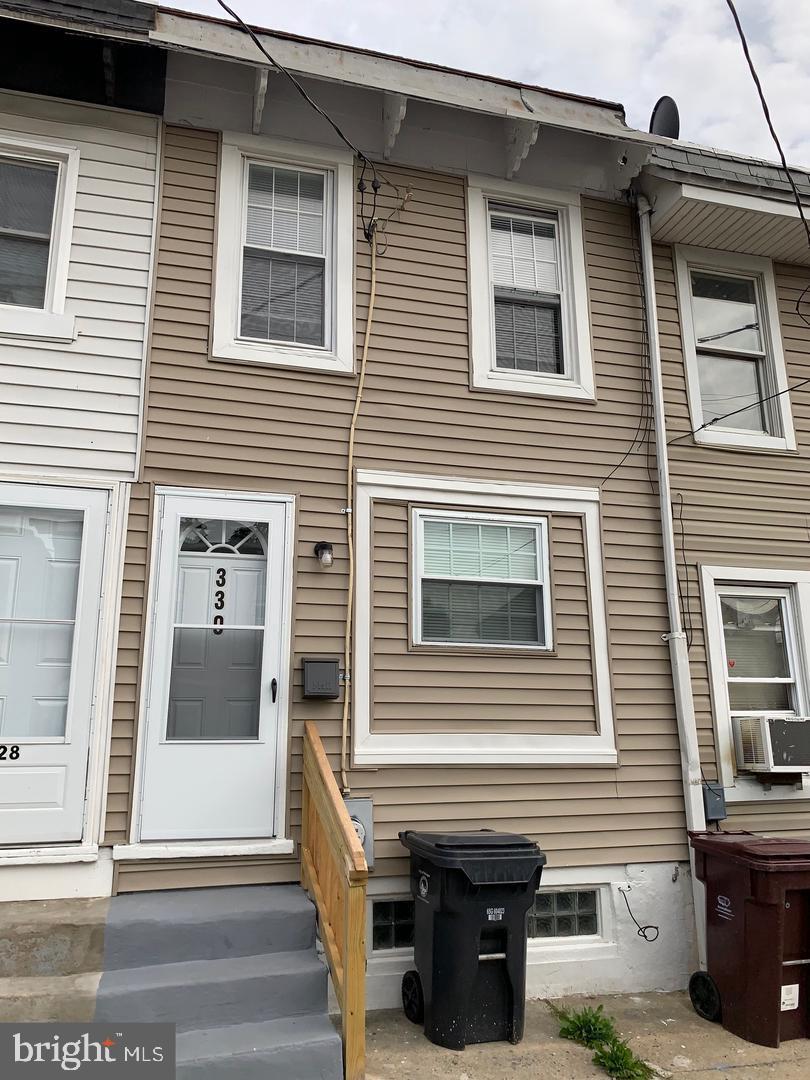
[649,96,680,139]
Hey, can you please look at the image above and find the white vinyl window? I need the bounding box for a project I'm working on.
[490,206,564,375]
[0,133,79,342]
[240,163,330,348]
[717,589,801,717]
[213,136,354,373]
[675,248,794,452]
[412,509,552,649]
[0,155,59,310]
[468,177,594,400]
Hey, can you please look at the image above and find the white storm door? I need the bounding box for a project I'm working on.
[0,485,107,845]
[138,495,290,841]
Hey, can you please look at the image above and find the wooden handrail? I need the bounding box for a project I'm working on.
[301,721,368,1080]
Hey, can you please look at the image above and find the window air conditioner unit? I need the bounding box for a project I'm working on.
[734,715,810,773]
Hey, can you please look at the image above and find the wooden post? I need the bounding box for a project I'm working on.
[343,878,367,1080]
[300,722,368,1078]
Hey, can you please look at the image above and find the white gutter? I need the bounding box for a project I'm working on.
[636,195,707,969]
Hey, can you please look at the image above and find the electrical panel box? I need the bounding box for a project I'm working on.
[702,781,727,823]
[302,657,341,699]
[343,796,374,869]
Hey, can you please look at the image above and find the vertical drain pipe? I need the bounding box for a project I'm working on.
[636,195,707,968]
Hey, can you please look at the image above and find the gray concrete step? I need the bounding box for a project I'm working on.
[0,972,99,1022]
[102,885,315,969]
[176,1015,343,1079]
[95,949,329,1032]
[0,897,107,978]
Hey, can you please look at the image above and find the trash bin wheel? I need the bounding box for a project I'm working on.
[689,970,722,1023]
[401,969,424,1025]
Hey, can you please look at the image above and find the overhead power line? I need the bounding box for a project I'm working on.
[668,1,810,446]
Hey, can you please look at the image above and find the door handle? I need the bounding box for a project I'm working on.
[271,678,278,703]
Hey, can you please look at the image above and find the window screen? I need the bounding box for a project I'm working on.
[689,271,770,434]
[489,208,563,375]
[720,593,797,713]
[418,516,548,647]
[0,156,59,309]
[240,163,327,347]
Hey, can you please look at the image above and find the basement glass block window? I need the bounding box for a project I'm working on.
[489,205,563,375]
[240,163,329,347]
[415,511,550,648]
[528,889,599,939]
[372,900,415,951]
[0,155,59,309]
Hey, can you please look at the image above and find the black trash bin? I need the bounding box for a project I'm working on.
[399,829,546,1050]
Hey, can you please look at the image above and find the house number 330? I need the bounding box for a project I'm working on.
[213,567,226,635]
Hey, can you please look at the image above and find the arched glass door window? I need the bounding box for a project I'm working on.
[167,518,269,741]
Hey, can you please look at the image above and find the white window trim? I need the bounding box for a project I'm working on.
[212,133,355,374]
[0,131,79,344]
[411,507,552,650]
[674,246,795,453]
[467,175,595,401]
[354,469,616,765]
[701,564,810,803]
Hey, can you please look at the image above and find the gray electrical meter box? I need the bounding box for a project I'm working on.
[302,657,341,699]
[344,796,374,869]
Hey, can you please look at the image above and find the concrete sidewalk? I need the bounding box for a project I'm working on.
[366,990,810,1079]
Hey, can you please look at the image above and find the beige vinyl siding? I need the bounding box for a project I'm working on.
[112,126,686,890]
[657,245,810,839]
[0,92,157,478]
[372,502,597,734]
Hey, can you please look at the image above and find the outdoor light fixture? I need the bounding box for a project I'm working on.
[314,541,334,568]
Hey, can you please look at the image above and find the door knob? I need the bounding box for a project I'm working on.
[271,678,278,703]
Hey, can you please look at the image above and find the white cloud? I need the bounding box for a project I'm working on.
[162,0,810,166]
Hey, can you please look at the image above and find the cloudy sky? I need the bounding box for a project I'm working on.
[161,1,810,167]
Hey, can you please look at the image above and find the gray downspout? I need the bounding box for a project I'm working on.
[636,195,707,969]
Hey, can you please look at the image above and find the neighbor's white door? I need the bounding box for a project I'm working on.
[0,485,107,845]
[138,494,290,841]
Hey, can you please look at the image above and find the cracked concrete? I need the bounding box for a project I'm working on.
[366,991,810,1079]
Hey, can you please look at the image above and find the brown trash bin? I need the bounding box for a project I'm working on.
[689,830,810,1047]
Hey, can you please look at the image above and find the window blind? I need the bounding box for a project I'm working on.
[0,156,58,309]
[420,518,546,646]
[240,164,327,346]
[489,210,563,375]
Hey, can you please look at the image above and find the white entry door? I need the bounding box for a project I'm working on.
[0,484,107,845]
[138,493,292,841]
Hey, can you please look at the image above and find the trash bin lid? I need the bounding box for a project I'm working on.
[690,830,810,870]
[399,829,546,884]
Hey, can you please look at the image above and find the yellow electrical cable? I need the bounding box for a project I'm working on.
[341,230,377,794]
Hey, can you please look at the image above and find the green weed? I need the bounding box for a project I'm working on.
[549,1002,619,1049]
[547,1001,654,1080]
[592,1037,654,1080]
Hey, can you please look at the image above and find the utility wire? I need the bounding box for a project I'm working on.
[216,0,368,167]
[668,2,810,447]
[667,375,810,446]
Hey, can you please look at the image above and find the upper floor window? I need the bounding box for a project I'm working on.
[0,133,79,342]
[240,164,329,348]
[490,206,563,375]
[468,178,594,401]
[412,508,552,650]
[675,247,795,453]
[213,136,354,374]
[0,156,59,309]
